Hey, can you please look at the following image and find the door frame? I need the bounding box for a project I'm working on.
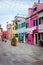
[34,33,38,45]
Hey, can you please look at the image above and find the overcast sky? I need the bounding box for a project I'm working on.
[0,0,43,30]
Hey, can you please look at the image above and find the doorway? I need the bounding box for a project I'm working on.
[34,33,38,45]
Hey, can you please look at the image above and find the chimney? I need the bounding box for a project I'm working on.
[38,0,40,3]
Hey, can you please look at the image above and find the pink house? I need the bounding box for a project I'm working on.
[6,23,11,40]
[26,3,43,46]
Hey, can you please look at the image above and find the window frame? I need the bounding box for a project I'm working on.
[36,19,38,26]
[33,7,37,12]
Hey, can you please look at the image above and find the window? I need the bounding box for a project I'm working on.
[26,23,29,28]
[15,25,18,29]
[21,22,26,28]
[42,33,43,40]
[39,33,43,40]
[39,18,41,24]
[39,17,43,24]
[33,7,37,12]
[41,17,43,24]
[21,23,23,28]
[25,34,28,38]
[1,29,3,32]
[13,23,14,25]
[33,19,38,26]
[36,19,38,26]
[18,20,20,22]
[23,22,25,27]
[33,20,35,26]
[13,27,14,30]
[18,24,20,29]
[15,34,18,37]
[38,33,40,40]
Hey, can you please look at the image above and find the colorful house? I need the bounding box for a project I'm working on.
[11,20,18,42]
[2,31,7,39]
[6,23,11,40]
[26,3,43,45]
[18,20,26,43]
[15,16,26,43]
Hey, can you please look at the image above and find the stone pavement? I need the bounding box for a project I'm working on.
[0,40,43,65]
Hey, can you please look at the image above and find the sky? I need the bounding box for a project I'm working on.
[0,0,43,30]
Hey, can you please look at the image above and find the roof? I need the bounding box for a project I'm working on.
[26,9,43,20]
[15,16,26,19]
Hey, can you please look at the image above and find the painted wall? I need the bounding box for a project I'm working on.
[18,20,26,33]
[27,3,43,45]
[6,24,11,40]
[26,3,39,45]
[11,22,18,34]
[11,22,18,42]
[18,20,26,43]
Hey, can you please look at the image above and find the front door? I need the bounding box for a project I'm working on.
[34,34,38,45]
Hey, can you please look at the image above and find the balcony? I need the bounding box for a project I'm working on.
[26,26,38,34]
[18,27,26,33]
[38,24,43,32]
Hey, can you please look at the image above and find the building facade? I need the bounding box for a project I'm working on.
[11,20,18,42]
[18,20,26,43]
[15,16,27,43]
[6,23,11,40]
[26,3,43,45]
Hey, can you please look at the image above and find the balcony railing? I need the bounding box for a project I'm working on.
[26,26,36,34]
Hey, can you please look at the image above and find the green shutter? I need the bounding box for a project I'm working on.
[15,25,18,29]
[21,22,25,28]
[18,24,20,29]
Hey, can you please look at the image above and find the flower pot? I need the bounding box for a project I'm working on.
[13,42,17,46]
[11,37,17,46]
[11,41,17,46]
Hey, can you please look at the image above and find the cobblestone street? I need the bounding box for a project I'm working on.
[0,40,43,65]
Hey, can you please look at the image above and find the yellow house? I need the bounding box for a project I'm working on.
[11,20,18,42]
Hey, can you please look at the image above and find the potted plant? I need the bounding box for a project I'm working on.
[11,36,17,46]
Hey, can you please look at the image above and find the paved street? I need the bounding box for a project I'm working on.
[0,40,43,65]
